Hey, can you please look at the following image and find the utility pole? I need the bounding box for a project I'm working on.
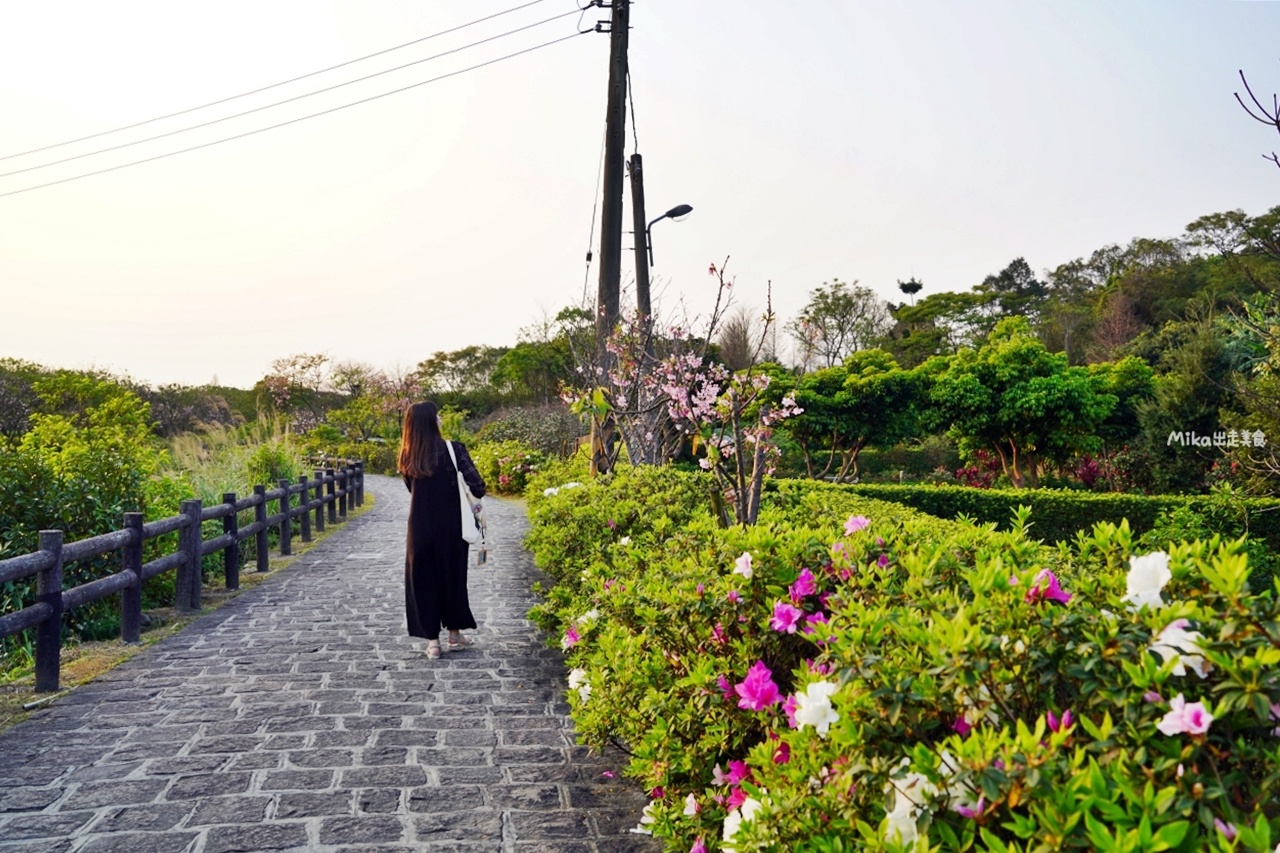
[629,152,651,319]
[590,0,630,476]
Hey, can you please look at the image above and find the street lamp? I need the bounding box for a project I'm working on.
[645,204,693,267]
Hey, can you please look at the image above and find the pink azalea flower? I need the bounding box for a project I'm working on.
[954,795,986,820]
[650,786,665,799]
[1214,819,1237,841]
[844,514,871,534]
[770,601,804,634]
[1024,569,1071,605]
[727,760,751,786]
[711,763,730,785]
[952,716,972,736]
[876,537,885,546]
[690,839,708,853]
[735,661,781,711]
[1270,702,1280,737]
[789,568,817,602]
[562,625,580,649]
[727,590,742,605]
[801,611,829,636]
[710,622,727,645]
[726,786,748,810]
[602,771,615,778]
[717,675,735,703]
[1047,709,1074,733]
[773,741,791,765]
[1143,691,1163,704]
[696,583,704,596]
[734,551,754,579]
[876,553,890,568]
[1156,693,1214,736]
[783,694,800,728]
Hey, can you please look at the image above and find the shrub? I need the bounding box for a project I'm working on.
[475,405,586,457]
[530,469,1280,852]
[470,440,547,496]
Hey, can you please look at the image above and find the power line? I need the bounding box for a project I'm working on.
[0,8,580,180]
[0,31,589,200]
[0,0,556,164]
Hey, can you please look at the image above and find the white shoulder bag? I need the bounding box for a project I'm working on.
[445,440,483,545]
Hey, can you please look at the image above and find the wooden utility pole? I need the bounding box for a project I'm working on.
[629,152,651,319]
[590,0,630,476]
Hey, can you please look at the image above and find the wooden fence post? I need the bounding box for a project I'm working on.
[278,479,292,556]
[326,470,337,525]
[121,513,143,644]
[254,484,269,572]
[313,469,326,532]
[338,467,348,519]
[298,475,311,543]
[34,530,63,693]
[178,500,202,613]
[223,492,239,590]
[355,461,364,507]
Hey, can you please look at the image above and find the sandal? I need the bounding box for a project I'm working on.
[426,642,442,659]
[447,633,474,650]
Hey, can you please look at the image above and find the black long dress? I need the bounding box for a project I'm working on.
[403,439,486,639]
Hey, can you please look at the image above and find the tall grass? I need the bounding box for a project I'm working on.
[166,416,306,503]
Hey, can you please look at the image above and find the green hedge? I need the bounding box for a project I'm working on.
[820,482,1280,548]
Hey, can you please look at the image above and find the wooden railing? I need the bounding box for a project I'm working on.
[0,461,365,693]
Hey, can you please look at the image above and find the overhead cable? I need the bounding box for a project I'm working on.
[0,8,581,180]
[0,0,555,163]
[0,31,589,199]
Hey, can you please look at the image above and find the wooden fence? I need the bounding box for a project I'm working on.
[0,461,365,693]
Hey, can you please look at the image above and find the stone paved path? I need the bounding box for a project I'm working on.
[0,475,659,853]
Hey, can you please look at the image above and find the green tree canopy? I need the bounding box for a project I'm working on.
[927,317,1117,488]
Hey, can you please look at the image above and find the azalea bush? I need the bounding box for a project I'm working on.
[527,467,1280,852]
[471,440,547,496]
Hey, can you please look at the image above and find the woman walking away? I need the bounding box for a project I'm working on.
[399,401,486,659]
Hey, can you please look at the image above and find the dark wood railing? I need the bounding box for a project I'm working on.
[0,461,365,693]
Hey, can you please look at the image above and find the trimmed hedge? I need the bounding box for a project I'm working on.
[821,482,1280,549]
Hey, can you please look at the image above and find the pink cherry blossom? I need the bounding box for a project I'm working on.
[789,568,817,601]
[1156,693,1214,736]
[1024,569,1071,606]
[770,601,804,634]
[844,514,871,535]
[735,661,782,711]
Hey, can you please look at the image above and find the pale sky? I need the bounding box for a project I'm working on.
[0,0,1277,388]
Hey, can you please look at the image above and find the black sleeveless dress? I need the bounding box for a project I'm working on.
[403,440,485,638]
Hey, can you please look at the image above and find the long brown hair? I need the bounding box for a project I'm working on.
[399,401,444,478]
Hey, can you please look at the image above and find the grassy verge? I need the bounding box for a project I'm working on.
[0,491,377,734]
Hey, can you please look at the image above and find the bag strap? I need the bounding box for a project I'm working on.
[444,438,459,472]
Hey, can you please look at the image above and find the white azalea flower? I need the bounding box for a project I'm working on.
[722,795,763,852]
[567,668,591,702]
[733,551,754,580]
[884,765,934,846]
[630,802,657,836]
[683,792,700,816]
[1124,551,1171,611]
[542,487,560,497]
[794,681,841,737]
[619,536,631,546]
[1150,618,1212,678]
[562,481,583,489]
[575,609,600,626]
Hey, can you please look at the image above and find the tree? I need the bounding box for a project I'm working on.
[786,280,890,371]
[882,290,996,367]
[927,317,1117,489]
[1235,67,1280,171]
[774,350,923,482]
[977,257,1049,320]
[897,277,923,303]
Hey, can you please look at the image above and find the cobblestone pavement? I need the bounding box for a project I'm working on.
[0,475,660,853]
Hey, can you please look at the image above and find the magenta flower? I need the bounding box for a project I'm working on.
[1024,569,1071,605]
[954,795,986,820]
[696,583,704,596]
[801,611,829,637]
[726,786,748,809]
[650,786,665,799]
[783,694,799,728]
[561,625,580,650]
[773,741,791,765]
[1143,690,1163,704]
[1156,693,1214,736]
[1046,709,1074,733]
[727,759,751,786]
[710,622,727,645]
[876,553,890,569]
[770,601,804,634]
[727,589,742,605]
[952,716,972,736]
[1214,819,1237,841]
[735,660,782,711]
[690,839,708,853]
[717,675,735,703]
[789,568,817,601]
[844,514,871,534]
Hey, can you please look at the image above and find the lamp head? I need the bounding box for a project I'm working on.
[665,204,693,222]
